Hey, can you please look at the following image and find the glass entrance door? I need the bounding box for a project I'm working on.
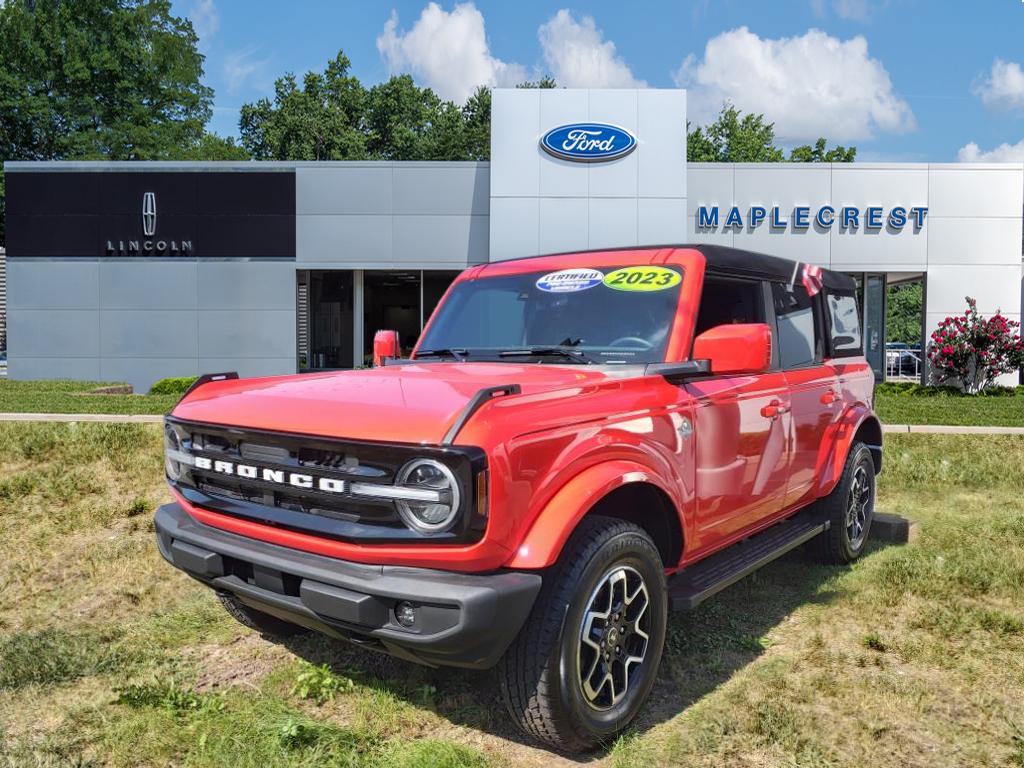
[300,270,355,370]
[863,274,886,381]
[845,272,887,382]
[361,270,461,365]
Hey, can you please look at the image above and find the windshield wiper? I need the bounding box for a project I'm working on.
[497,346,598,364]
[416,348,468,361]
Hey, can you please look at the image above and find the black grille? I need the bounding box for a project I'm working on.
[165,417,487,544]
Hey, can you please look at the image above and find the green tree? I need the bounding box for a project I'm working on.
[0,0,240,245]
[240,53,494,162]
[239,52,367,161]
[460,86,492,161]
[887,281,923,346]
[517,76,558,89]
[687,105,784,162]
[789,137,857,163]
[687,104,856,164]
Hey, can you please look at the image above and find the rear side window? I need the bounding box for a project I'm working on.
[825,291,862,357]
[771,282,820,369]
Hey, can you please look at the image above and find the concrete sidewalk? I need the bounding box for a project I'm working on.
[882,423,1024,435]
[0,412,1022,435]
[0,413,164,423]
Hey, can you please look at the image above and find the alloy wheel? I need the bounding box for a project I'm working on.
[577,565,651,710]
[846,463,872,550]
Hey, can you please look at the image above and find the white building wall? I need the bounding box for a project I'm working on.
[490,88,687,261]
[687,161,1024,384]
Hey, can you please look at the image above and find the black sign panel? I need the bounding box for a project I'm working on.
[5,170,296,258]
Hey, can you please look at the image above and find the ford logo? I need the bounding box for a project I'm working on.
[540,122,637,163]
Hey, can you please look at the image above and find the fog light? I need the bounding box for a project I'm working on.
[395,601,417,628]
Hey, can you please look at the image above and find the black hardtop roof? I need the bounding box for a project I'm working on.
[494,244,856,292]
[695,244,856,291]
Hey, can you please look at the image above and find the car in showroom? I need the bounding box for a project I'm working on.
[155,244,881,752]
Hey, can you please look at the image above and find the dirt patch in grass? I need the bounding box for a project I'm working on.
[189,633,290,693]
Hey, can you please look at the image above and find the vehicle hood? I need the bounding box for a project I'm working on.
[171,363,621,445]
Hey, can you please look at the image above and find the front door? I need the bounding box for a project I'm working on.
[687,372,793,548]
[684,274,793,551]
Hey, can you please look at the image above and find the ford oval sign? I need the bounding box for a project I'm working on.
[540,123,637,163]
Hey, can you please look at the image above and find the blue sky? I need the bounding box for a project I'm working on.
[174,0,1024,162]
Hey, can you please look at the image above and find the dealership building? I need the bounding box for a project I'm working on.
[3,88,1023,390]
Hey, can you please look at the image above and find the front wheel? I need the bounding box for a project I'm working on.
[216,592,308,638]
[497,516,668,752]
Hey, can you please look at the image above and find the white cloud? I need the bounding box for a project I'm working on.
[674,27,915,141]
[810,0,875,21]
[833,0,870,20]
[972,59,1024,111]
[223,46,270,92]
[537,9,645,88]
[189,0,219,51]
[376,3,525,104]
[957,139,1024,163]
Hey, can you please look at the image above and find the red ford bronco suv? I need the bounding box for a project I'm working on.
[155,245,881,752]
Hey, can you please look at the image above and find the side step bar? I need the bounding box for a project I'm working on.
[669,510,829,611]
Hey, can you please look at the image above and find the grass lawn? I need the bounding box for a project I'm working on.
[1,425,1022,766]
[874,388,1024,427]
[0,380,178,415]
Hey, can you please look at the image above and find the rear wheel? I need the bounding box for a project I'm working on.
[809,441,876,564]
[216,592,308,638]
[498,516,668,752]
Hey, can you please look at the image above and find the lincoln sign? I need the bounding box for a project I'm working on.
[105,192,193,255]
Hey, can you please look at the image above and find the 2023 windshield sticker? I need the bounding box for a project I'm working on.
[602,266,681,292]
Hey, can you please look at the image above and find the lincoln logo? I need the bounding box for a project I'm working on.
[142,192,156,236]
[105,189,192,255]
[193,455,347,494]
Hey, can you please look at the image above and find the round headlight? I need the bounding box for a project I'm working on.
[164,425,182,481]
[394,459,460,534]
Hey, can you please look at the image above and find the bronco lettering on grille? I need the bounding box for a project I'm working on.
[193,455,347,494]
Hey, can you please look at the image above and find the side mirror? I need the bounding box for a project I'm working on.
[372,329,401,367]
[693,323,772,375]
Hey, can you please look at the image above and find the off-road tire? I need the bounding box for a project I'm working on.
[809,441,876,564]
[216,591,308,638]
[497,516,668,752]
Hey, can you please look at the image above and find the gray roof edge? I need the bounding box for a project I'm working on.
[3,160,491,172]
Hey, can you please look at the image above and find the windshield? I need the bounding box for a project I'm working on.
[417,265,683,365]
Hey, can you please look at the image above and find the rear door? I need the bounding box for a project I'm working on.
[769,281,841,508]
[685,274,792,550]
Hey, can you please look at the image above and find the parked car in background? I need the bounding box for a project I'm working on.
[885,343,923,380]
[155,245,882,752]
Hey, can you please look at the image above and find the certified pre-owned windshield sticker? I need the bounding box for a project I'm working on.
[603,266,682,292]
[536,269,605,293]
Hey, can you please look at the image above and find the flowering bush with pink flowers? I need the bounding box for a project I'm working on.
[927,297,1024,394]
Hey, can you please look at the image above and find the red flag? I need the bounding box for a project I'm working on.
[801,264,823,297]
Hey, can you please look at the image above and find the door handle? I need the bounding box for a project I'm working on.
[820,390,839,405]
[760,401,790,419]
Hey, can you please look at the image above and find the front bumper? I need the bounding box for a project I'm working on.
[154,502,541,669]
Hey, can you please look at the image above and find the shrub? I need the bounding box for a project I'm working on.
[116,678,222,713]
[927,297,1024,394]
[148,376,198,396]
[290,661,354,704]
[874,381,1022,398]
